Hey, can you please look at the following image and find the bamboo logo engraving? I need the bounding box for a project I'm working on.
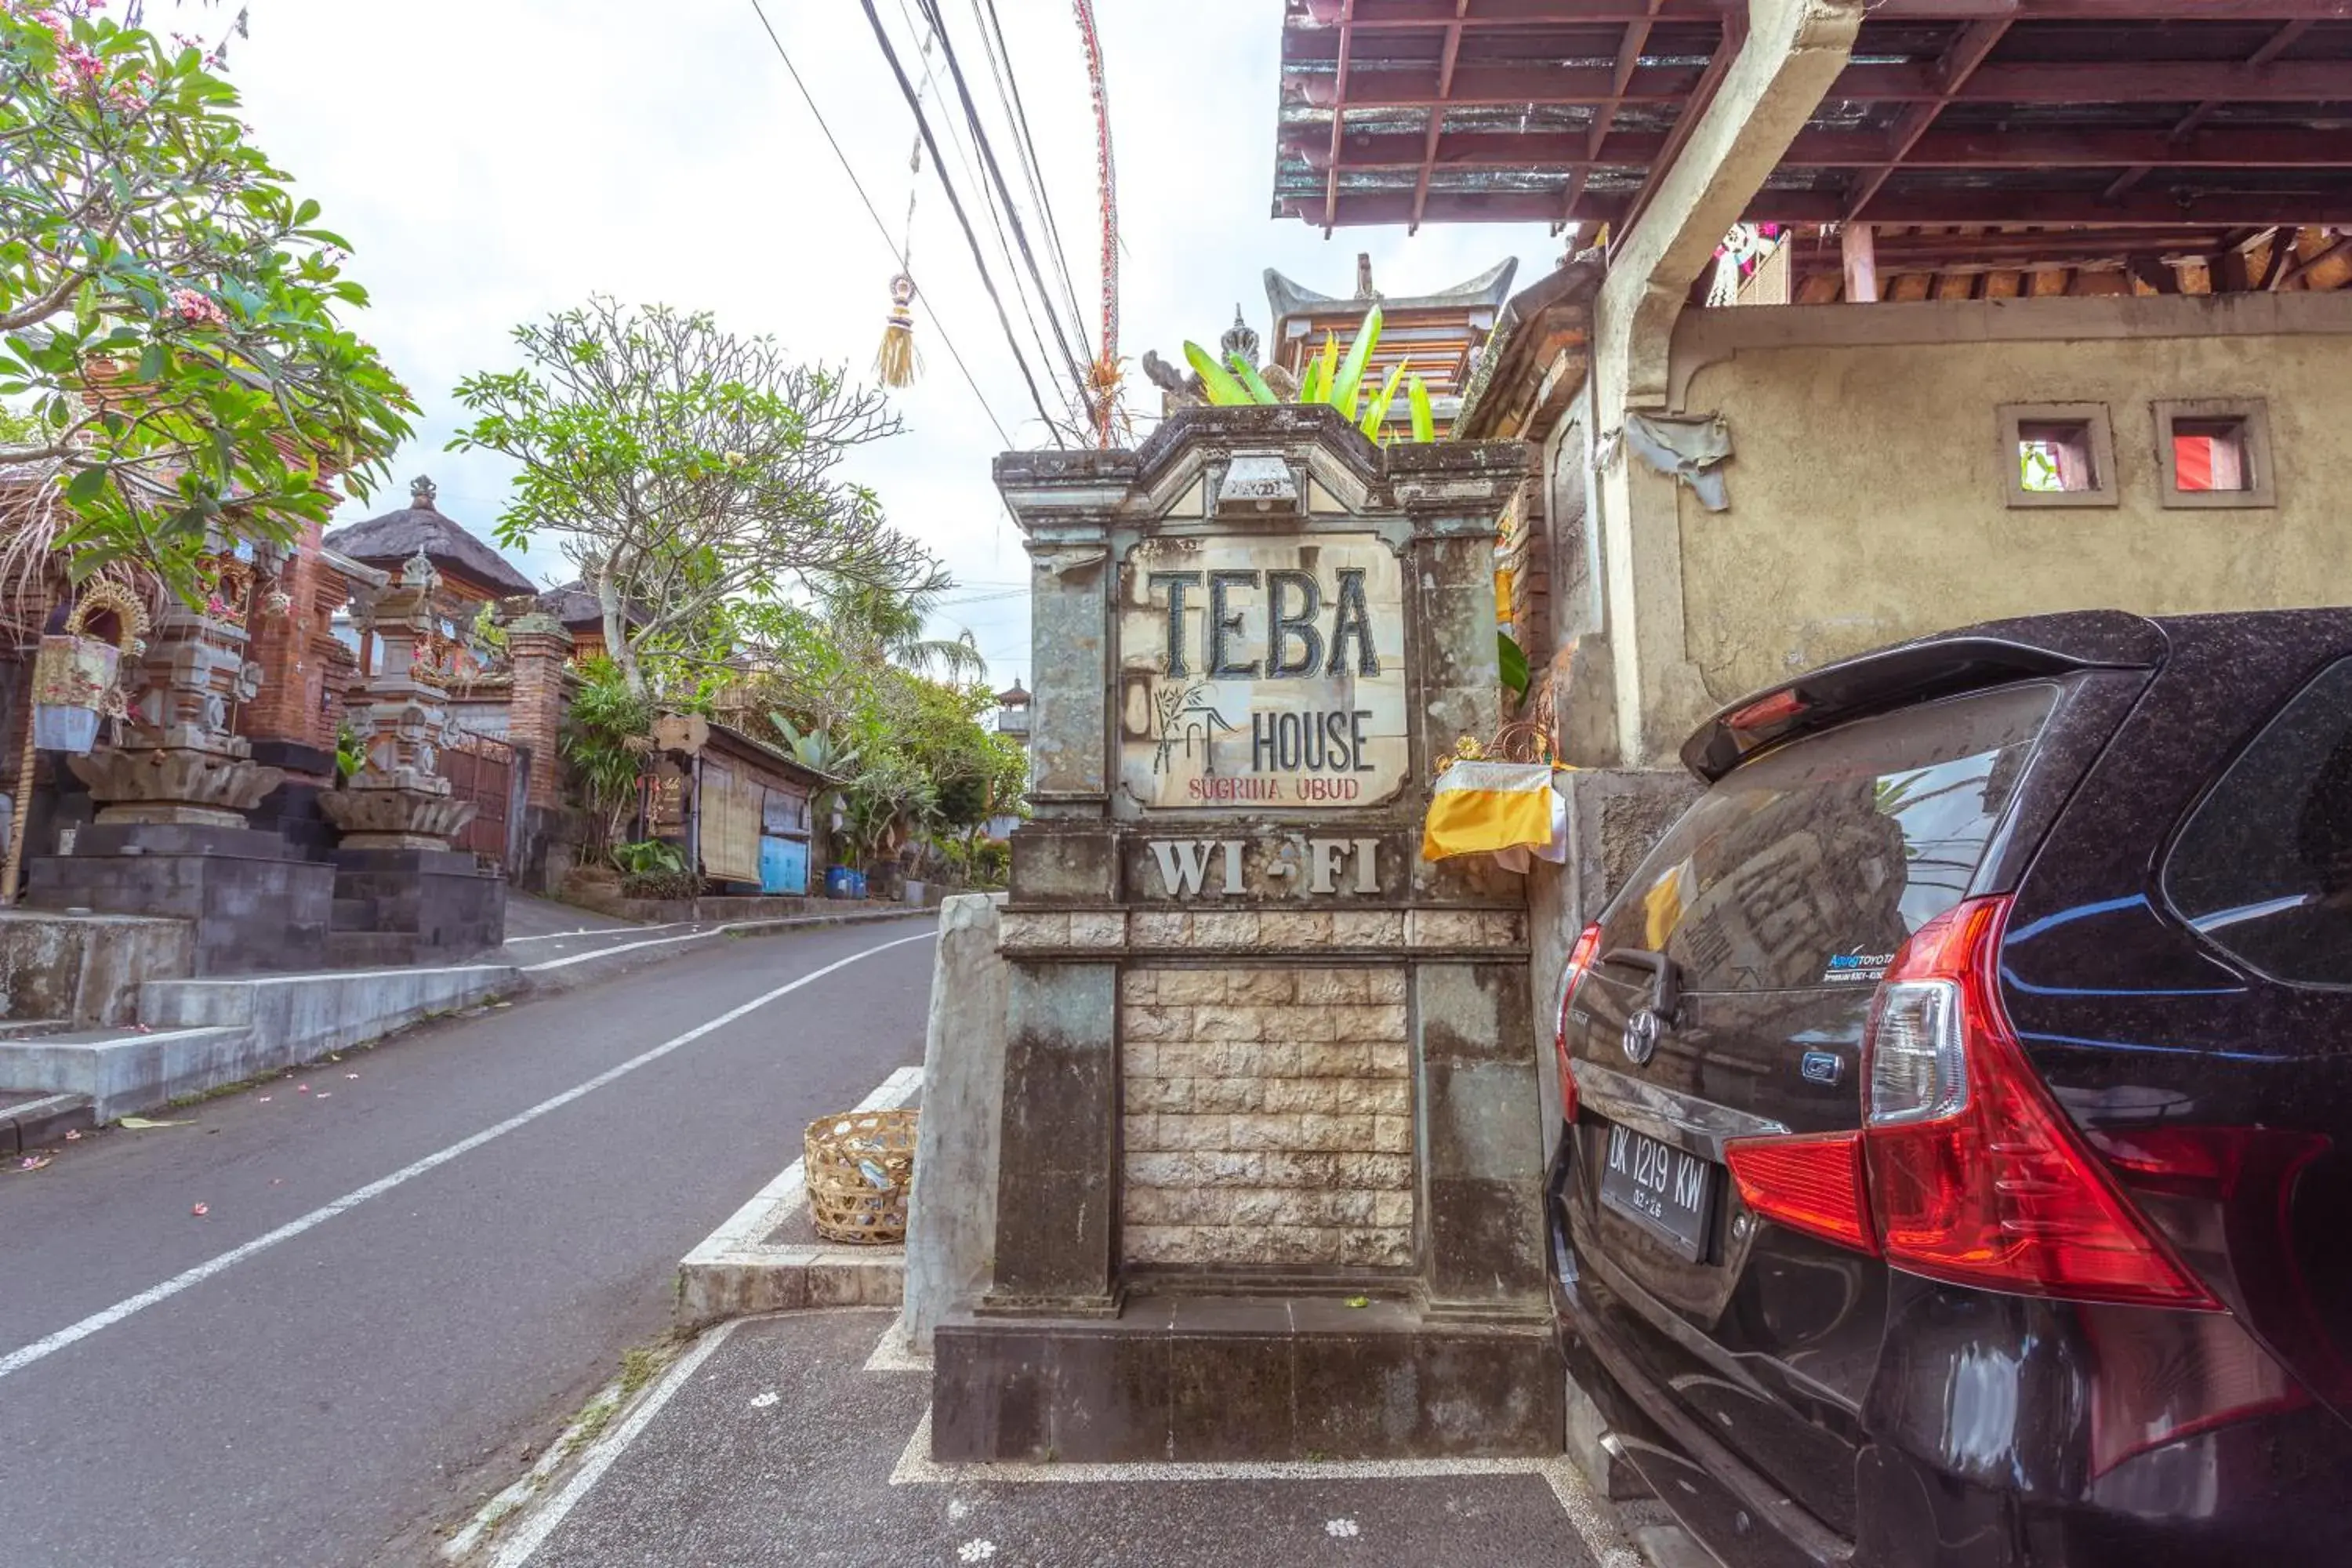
[1151,680,1238,777]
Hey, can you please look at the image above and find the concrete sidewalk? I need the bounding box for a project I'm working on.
[474,1308,1643,1568]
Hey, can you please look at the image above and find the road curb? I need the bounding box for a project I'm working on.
[675,1065,923,1330]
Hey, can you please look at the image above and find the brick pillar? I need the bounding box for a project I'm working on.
[505,617,572,812]
[237,517,330,768]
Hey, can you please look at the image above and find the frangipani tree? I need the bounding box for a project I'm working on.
[0,2,414,595]
[451,297,943,699]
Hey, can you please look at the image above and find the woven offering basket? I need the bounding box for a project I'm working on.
[804,1108,920,1245]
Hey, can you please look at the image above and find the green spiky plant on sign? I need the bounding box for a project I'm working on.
[1181,307,1436,445]
[1180,305,1526,700]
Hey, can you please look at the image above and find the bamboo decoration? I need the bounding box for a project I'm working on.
[3,581,148,905]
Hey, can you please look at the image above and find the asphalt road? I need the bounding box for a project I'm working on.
[0,918,936,1568]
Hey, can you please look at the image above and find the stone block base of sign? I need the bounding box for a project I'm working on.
[26,822,333,975]
[1120,965,1415,1270]
[326,846,506,967]
[931,1292,1560,1462]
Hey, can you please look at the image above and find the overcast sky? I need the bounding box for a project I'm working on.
[216,1,1569,688]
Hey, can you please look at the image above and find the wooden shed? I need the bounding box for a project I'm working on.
[691,721,833,896]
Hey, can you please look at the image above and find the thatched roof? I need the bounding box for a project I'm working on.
[322,475,535,597]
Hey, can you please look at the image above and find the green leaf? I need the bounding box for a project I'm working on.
[1182,340,1253,407]
[1328,306,1382,423]
[1315,332,1339,412]
[1498,631,1530,699]
[1359,360,1408,440]
[1297,344,1325,406]
[64,465,109,506]
[1227,353,1279,407]
[1407,374,1436,444]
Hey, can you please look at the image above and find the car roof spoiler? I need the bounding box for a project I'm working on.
[1681,612,2167,782]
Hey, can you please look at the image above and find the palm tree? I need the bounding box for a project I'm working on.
[818,577,987,681]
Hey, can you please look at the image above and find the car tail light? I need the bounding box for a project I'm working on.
[1726,895,2220,1312]
[1726,1132,1875,1254]
[1555,922,1603,1125]
[1863,896,2217,1310]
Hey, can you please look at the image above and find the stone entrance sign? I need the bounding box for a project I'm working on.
[932,405,1560,1468]
[1116,534,1406,811]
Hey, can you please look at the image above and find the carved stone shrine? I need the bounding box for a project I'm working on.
[28,557,335,972]
[931,405,1560,1462]
[319,551,503,964]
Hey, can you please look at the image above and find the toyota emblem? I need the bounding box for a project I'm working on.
[1621,1007,1662,1066]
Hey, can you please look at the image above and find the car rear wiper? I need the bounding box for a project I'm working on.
[1599,947,1681,1025]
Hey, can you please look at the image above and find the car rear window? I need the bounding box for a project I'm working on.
[2162,656,2352,989]
[1606,682,2059,992]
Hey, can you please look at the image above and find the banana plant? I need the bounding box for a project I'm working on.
[1181,306,1436,444]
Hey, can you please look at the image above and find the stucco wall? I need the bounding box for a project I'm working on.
[1668,294,2352,714]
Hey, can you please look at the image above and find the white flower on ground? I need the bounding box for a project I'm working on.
[747,1392,779,1410]
[957,1541,996,1563]
[1326,1517,1361,1538]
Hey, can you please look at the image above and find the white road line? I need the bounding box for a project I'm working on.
[486,1319,744,1568]
[520,911,924,971]
[0,931,937,1385]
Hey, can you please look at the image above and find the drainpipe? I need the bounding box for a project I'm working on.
[1585,0,1864,768]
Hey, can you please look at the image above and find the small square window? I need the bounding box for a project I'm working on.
[2000,404,2117,508]
[2156,399,2275,509]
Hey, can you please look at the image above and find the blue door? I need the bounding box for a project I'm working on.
[759,835,809,895]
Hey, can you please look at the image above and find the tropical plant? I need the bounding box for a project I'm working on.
[611,838,686,877]
[0,2,415,596]
[1181,307,1435,444]
[816,576,985,681]
[561,656,653,852]
[449,296,944,699]
[333,719,366,782]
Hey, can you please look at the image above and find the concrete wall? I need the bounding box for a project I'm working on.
[902,893,1008,1352]
[1664,292,2352,730]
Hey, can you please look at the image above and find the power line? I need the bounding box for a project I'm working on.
[857,0,1069,445]
[744,0,1014,450]
[888,0,1065,399]
[974,0,1092,360]
[916,0,1095,395]
[895,0,1085,434]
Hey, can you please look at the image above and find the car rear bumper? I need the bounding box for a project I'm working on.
[1546,1138,2352,1568]
[1547,1174,1849,1568]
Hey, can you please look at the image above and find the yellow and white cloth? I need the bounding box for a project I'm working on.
[1421,760,1566,868]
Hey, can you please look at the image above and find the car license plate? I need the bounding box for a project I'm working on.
[1598,1122,1716,1262]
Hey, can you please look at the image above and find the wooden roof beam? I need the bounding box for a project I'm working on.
[1306,124,2352,172]
[1408,0,1472,234]
[1323,0,1358,234]
[1573,2,1671,230]
[1846,17,2010,220]
[1314,56,2348,108]
[2109,20,2317,203]
[1297,0,2352,24]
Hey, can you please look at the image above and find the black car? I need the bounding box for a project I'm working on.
[1546,608,2352,1567]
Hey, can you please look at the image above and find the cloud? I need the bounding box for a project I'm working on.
[219,0,1570,685]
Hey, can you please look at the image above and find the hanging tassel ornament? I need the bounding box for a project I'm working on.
[874,24,935,392]
[876,273,919,389]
